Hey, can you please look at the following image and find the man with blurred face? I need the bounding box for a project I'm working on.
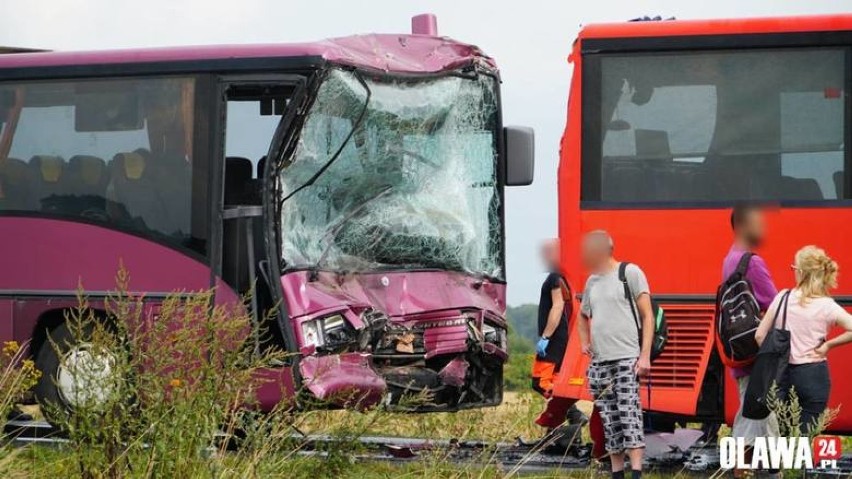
[578,231,654,479]
[723,205,780,479]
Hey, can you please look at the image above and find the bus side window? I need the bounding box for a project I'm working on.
[780,91,844,200]
[1,77,204,254]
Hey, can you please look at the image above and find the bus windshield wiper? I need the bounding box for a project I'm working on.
[279,70,372,205]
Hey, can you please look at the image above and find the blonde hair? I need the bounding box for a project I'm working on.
[794,245,838,303]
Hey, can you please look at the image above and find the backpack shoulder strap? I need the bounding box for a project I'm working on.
[619,262,631,301]
[619,262,640,330]
[734,252,754,278]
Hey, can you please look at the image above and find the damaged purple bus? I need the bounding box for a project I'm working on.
[0,15,534,414]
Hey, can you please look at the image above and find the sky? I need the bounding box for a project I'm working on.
[1,0,848,305]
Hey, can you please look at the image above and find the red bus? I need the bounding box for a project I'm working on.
[555,14,852,432]
[0,15,534,415]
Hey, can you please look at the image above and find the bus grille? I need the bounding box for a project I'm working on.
[644,304,715,389]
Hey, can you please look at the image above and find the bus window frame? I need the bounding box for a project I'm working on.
[0,73,215,264]
[579,33,852,210]
[211,73,307,281]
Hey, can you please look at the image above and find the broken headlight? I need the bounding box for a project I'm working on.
[301,320,322,348]
[301,314,356,350]
[481,323,507,350]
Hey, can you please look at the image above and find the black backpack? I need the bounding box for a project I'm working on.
[715,252,762,368]
[620,262,668,361]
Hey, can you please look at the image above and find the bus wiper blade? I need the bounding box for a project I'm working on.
[279,70,371,205]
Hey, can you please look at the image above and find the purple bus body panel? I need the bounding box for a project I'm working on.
[280,270,505,319]
[0,217,300,410]
[0,217,209,292]
[0,216,210,347]
[299,354,386,407]
[253,367,297,411]
[0,35,496,74]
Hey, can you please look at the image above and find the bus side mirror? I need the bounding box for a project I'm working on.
[504,125,534,186]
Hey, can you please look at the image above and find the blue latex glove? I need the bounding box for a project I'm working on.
[536,337,550,358]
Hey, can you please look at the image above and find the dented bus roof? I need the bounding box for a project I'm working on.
[0,34,496,76]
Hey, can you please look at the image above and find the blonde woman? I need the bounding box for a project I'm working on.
[755,246,852,432]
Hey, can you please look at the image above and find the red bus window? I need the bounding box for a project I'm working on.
[582,48,847,205]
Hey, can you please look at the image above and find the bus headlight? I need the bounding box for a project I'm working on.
[302,320,322,348]
[301,314,355,350]
[481,323,507,350]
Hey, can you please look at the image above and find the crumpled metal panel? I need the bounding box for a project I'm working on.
[299,353,386,408]
[314,34,497,73]
[438,357,469,387]
[280,270,505,320]
[423,322,469,359]
[279,68,503,279]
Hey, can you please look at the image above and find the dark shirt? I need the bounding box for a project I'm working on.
[537,272,571,365]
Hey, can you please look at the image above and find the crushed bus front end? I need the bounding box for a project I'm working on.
[282,270,507,411]
[270,64,510,411]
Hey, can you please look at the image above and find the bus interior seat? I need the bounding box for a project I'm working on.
[225,156,254,205]
[835,171,844,199]
[29,156,69,207]
[780,176,823,201]
[109,151,168,231]
[0,158,36,210]
[68,155,108,198]
[602,162,643,201]
[149,149,192,235]
[634,129,671,160]
[703,154,752,201]
[634,129,672,201]
[685,169,713,201]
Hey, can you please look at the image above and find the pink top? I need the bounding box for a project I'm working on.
[768,289,848,365]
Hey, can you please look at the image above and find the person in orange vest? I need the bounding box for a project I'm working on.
[530,239,598,454]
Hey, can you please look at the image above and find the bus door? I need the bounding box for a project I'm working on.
[217,76,305,356]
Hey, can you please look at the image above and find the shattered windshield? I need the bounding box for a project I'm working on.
[278,68,502,278]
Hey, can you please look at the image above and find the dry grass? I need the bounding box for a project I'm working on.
[294,392,580,443]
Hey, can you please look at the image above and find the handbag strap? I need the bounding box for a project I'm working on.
[771,289,792,330]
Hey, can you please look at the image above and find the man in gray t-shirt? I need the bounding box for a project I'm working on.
[577,230,655,479]
[580,262,649,361]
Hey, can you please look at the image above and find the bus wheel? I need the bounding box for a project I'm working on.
[33,323,117,418]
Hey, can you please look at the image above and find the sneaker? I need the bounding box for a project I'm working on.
[566,405,589,425]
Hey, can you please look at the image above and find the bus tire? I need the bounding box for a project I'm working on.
[33,322,116,420]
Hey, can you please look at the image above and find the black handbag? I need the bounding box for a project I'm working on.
[743,290,792,420]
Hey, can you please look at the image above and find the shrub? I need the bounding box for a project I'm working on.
[43,267,288,479]
[0,340,41,421]
[767,382,839,439]
[0,340,41,477]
